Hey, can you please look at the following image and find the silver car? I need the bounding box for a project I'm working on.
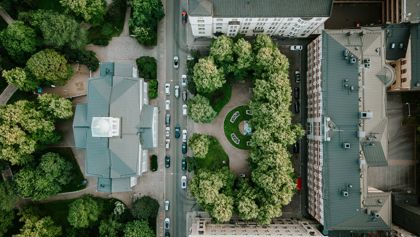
[174,85,180,98]
[173,56,179,69]
[181,176,187,189]
[164,200,170,211]
[165,100,170,110]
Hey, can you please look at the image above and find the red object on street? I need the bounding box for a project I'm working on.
[182,11,188,24]
[296,177,302,191]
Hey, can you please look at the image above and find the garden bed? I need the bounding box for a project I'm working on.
[223,105,252,150]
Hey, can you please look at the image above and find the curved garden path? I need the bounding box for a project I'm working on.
[191,81,252,175]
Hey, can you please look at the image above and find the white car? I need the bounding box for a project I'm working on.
[181,75,187,87]
[164,200,170,211]
[165,126,170,138]
[164,217,170,230]
[182,129,187,142]
[182,104,187,116]
[165,83,170,95]
[165,139,170,150]
[290,45,303,51]
[165,100,170,110]
[181,176,187,189]
[173,56,179,69]
[174,85,180,98]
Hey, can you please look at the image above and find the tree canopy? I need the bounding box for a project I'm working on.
[129,0,164,46]
[15,152,73,200]
[0,209,14,237]
[123,220,154,237]
[187,95,217,123]
[192,57,225,94]
[37,93,74,120]
[60,0,106,25]
[68,196,103,228]
[0,182,18,212]
[189,133,210,159]
[0,21,39,62]
[16,215,62,237]
[26,49,73,86]
[2,67,38,92]
[131,196,159,221]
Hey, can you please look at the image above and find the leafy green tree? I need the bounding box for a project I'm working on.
[37,93,73,120]
[0,209,14,237]
[16,215,62,237]
[253,34,275,53]
[2,67,38,91]
[132,196,159,221]
[189,133,210,158]
[136,56,157,80]
[0,182,18,211]
[68,196,103,228]
[210,194,234,223]
[99,217,123,237]
[192,57,225,94]
[187,95,217,123]
[60,0,106,24]
[232,38,253,80]
[20,10,87,49]
[236,182,259,221]
[129,0,164,46]
[0,100,60,165]
[26,49,73,86]
[15,152,73,200]
[148,79,158,99]
[0,21,39,62]
[131,26,156,47]
[209,35,234,69]
[254,47,289,79]
[123,220,154,237]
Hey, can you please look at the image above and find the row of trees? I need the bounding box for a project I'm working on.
[189,35,303,224]
[129,0,164,46]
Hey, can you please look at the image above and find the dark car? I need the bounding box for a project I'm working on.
[295,70,301,83]
[165,155,170,168]
[292,141,300,154]
[181,157,187,171]
[294,101,300,114]
[181,11,188,24]
[174,126,181,139]
[294,87,300,99]
[165,231,170,237]
[182,142,187,154]
[165,113,170,126]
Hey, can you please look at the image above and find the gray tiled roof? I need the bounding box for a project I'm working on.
[362,141,388,167]
[189,0,212,16]
[209,0,333,18]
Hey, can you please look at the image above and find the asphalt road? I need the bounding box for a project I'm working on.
[163,0,197,236]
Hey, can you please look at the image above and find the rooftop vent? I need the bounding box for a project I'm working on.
[343,142,351,149]
[350,57,357,64]
[358,131,366,138]
[360,111,373,119]
[342,190,349,197]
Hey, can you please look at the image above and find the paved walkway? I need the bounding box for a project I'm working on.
[191,81,252,175]
[0,8,14,24]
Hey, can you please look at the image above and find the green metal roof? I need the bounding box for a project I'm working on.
[411,24,420,89]
[138,104,156,149]
[362,141,388,167]
[384,24,410,61]
[73,62,156,192]
[211,0,333,18]
[321,32,390,232]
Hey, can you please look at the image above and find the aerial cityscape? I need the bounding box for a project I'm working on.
[0,0,419,236]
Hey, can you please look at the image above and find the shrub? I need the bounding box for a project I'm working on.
[136,56,157,80]
[132,196,159,222]
[148,80,158,99]
[62,48,99,71]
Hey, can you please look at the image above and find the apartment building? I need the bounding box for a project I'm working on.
[73,62,158,192]
[188,0,333,38]
[306,28,393,235]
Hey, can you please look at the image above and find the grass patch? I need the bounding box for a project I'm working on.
[204,82,232,114]
[190,136,229,172]
[223,105,252,150]
[39,147,86,192]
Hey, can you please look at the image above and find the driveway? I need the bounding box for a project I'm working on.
[191,81,252,175]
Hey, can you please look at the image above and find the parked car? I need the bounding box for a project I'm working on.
[182,90,187,102]
[290,45,303,51]
[181,157,187,171]
[165,100,170,110]
[164,200,170,211]
[296,177,302,191]
[174,126,181,139]
[174,85,180,98]
[164,218,170,230]
[173,56,179,69]
[165,126,170,138]
[181,75,187,87]
[165,113,170,126]
[182,129,187,142]
[182,104,187,116]
[295,70,301,83]
[165,139,170,150]
[165,231,170,237]
[165,155,170,168]
[181,176,187,189]
[165,83,170,95]
[181,11,188,24]
[294,87,300,99]
[182,142,187,154]
[294,101,300,114]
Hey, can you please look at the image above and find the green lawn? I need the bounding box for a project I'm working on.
[191,136,229,172]
[205,82,232,114]
[39,147,86,193]
[223,105,252,150]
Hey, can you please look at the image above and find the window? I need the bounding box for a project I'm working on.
[198,27,205,30]
[198,24,205,27]
[198,19,204,23]
[198,31,205,34]
[216,23,222,26]
[216,27,222,30]
[217,18,223,22]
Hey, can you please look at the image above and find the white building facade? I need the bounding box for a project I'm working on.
[188,0,333,38]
